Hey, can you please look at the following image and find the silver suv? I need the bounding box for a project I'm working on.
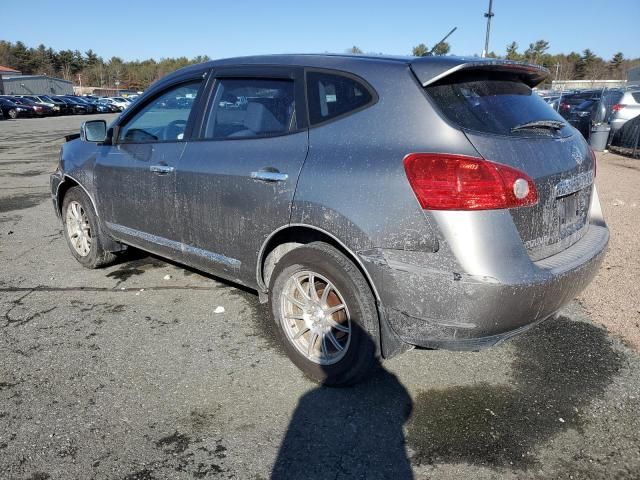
[50,55,608,386]
[609,88,640,133]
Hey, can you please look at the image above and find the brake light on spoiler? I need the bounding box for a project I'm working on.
[403,153,538,210]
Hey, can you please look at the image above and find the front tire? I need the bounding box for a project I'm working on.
[8,109,18,119]
[61,187,116,268]
[269,242,380,386]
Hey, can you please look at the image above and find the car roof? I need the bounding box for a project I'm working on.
[162,54,549,88]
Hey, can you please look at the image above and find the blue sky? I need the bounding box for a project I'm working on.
[3,0,639,61]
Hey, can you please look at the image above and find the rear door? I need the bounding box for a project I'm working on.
[95,76,205,257]
[177,66,308,284]
[421,68,596,261]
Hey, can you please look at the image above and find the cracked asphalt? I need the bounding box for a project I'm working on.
[1,115,640,480]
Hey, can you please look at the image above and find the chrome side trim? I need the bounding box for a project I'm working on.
[106,222,241,269]
[256,223,381,301]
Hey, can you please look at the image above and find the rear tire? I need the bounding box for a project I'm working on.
[61,187,116,268]
[269,242,380,386]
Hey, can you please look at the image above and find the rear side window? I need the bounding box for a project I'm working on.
[306,72,373,125]
[632,92,640,103]
[426,72,566,136]
[204,78,295,139]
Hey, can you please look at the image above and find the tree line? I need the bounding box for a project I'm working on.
[353,39,639,84]
[0,40,210,91]
[1,39,638,92]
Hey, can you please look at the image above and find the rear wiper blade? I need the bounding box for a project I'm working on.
[511,120,565,133]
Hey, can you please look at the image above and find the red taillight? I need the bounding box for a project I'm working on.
[611,104,626,113]
[403,153,538,210]
[560,102,570,111]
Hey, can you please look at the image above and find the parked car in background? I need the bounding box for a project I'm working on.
[51,55,607,386]
[97,97,126,111]
[38,95,73,115]
[568,98,603,139]
[86,99,115,113]
[9,96,54,116]
[609,88,640,135]
[63,96,97,114]
[54,96,89,115]
[15,95,63,115]
[108,97,131,110]
[556,90,601,118]
[0,97,31,118]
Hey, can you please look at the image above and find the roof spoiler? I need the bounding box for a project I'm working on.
[410,56,549,88]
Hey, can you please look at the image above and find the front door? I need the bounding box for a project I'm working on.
[95,78,204,257]
[177,69,308,285]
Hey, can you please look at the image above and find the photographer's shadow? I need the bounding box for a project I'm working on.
[272,333,414,480]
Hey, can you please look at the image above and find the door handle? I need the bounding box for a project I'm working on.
[250,171,288,182]
[150,165,175,174]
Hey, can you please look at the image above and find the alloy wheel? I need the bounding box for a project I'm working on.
[65,201,92,256]
[280,270,351,365]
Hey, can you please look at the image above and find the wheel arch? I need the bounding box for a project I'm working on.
[257,224,381,303]
[56,175,98,217]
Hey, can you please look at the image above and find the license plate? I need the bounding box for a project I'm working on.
[558,189,589,238]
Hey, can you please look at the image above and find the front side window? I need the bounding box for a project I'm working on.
[306,71,373,125]
[204,78,295,139]
[118,80,201,143]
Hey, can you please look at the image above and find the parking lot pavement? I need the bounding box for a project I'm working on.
[1,116,640,480]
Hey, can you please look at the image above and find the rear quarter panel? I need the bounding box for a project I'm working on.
[292,62,478,254]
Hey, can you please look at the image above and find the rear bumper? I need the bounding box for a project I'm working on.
[609,118,627,132]
[361,222,608,352]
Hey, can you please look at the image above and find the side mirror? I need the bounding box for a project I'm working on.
[81,120,107,142]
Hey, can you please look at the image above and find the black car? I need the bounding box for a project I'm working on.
[53,96,89,115]
[20,95,73,115]
[0,97,31,118]
[556,90,601,119]
[9,96,54,116]
[63,96,97,114]
[557,89,625,120]
[568,99,603,139]
[82,98,116,113]
[39,95,73,115]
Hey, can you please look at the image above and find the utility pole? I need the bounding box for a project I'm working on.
[482,0,494,58]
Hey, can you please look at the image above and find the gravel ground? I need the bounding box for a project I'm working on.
[1,115,639,479]
[578,150,640,350]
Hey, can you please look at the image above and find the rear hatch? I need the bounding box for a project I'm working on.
[411,59,595,261]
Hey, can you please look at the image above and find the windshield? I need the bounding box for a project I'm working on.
[426,72,568,136]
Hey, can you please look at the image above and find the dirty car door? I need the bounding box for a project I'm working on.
[95,78,204,257]
[177,67,308,285]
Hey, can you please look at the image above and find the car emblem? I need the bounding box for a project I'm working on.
[572,146,583,165]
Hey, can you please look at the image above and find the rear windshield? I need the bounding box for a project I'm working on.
[426,72,567,136]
